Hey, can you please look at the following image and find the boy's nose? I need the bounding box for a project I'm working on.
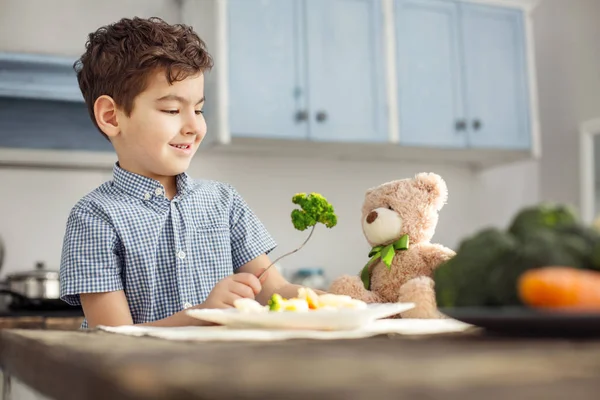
[182,115,205,136]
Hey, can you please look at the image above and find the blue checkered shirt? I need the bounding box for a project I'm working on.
[60,163,277,329]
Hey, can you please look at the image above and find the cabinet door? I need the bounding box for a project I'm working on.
[228,0,307,139]
[460,3,531,149]
[395,0,466,148]
[305,0,387,142]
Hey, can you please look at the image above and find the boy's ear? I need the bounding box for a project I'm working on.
[94,95,120,138]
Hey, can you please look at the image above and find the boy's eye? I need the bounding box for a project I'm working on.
[195,110,204,115]
[163,110,179,115]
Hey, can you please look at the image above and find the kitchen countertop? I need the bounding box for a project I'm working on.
[0,316,83,330]
[0,309,84,330]
[0,328,599,399]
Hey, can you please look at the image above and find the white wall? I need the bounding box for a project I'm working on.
[0,0,181,57]
[0,155,479,282]
[473,160,540,230]
[0,0,545,283]
[531,0,600,209]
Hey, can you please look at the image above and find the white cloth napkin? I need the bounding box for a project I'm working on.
[96,319,473,342]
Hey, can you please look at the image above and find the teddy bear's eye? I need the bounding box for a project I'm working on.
[387,205,394,211]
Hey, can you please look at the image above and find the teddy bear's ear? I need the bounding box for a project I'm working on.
[364,182,383,197]
[413,172,448,211]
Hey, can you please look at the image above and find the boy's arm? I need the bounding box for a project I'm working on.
[238,254,326,305]
[81,271,268,328]
[79,291,133,327]
[80,291,215,328]
[81,255,323,328]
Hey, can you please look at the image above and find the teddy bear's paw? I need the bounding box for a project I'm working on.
[397,276,441,319]
[328,275,361,295]
[328,275,381,304]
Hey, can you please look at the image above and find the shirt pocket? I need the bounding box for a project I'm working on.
[191,224,231,262]
[190,224,234,295]
[191,209,229,231]
[190,212,230,261]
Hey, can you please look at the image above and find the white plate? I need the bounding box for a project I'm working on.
[185,303,415,331]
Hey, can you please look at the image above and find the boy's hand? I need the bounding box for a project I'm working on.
[201,272,266,309]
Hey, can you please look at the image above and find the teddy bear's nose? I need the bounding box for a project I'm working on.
[366,210,378,224]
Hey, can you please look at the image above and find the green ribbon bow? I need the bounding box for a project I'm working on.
[360,234,409,290]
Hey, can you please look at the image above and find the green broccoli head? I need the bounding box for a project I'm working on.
[268,293,284,311]
[434,228,518,308]
[433,202,600,309]
[556,224,600,271]
[290,193,338,231]
[508,203,578,239]
[434,212,600,309]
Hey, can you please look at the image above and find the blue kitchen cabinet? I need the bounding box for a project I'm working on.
[227,0,307,140]
[460,3,531,149]
[394,0,531,150]
[227,0,386,143]
[395,0,466,148]
[304,0,387,143]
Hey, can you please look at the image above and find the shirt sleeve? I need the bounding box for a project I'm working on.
[59,202,123,306]
[228,186,277,270]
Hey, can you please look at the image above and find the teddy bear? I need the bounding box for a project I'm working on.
[328,172,455,319]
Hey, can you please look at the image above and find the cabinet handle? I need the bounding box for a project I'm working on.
[316,111,328,123]
[455,119,466,131]
[295,110,308,122]
[473,119,482,131]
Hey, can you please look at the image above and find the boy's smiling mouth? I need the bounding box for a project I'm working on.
[169,143,193,153]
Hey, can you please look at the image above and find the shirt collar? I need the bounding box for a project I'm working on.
[111,162,193,200]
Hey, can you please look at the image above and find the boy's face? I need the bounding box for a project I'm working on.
[111,69,207,182]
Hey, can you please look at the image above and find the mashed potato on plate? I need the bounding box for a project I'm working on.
[233,287,367,313]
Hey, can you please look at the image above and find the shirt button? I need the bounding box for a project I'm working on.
[144,192,151,200]
[183,302,193,309]
[177,250,186,259]
[155,187,163,196]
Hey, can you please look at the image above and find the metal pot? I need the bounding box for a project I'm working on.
[4,262,60,300]
[0,262,67,310]
[0,235,4,278]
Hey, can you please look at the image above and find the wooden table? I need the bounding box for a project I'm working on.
[0,329,599,400]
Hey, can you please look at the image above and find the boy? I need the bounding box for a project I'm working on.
[60,17,305,328]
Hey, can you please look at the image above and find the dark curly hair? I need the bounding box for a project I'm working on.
[74,17,214,138]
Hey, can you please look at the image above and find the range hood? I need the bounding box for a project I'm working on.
[0,50,227,170]
[0,52,117,170]
[0,52,83,102]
